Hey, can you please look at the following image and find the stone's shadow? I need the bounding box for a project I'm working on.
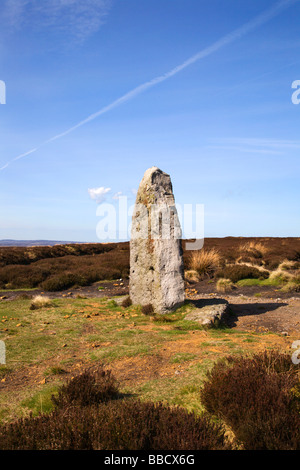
[189,298,228,308]
[117,392,138,400]
[223,301,288,328]
[187,298,289,329]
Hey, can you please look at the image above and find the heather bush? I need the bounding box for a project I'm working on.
[40,273,88,292]
[51,366,120,408]
[0,243,130,290]
[200,350,300,450]
[0,243,118,267]
[216,264,269,283]
[141,304,154,315]
[0,400,230,450]
[0,265,48,289]
[121,296,132,308]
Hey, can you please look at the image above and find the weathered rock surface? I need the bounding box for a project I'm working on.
[129,167,185,314]
[184,299,228,327]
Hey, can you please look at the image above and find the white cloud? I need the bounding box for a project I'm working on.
[3,0,112,42]
[112,191,123,200]
[88,186,111,204]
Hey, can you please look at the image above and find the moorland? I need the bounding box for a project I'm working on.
[0,237,299,450]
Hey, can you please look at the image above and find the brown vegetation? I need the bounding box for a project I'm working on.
[0,351,299,450]
[0,242,129,291]
[0,237,299,292]
[200,350,300,450]
[187,248,221,279]
[0,367,229,450]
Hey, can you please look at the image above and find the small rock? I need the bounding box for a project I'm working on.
[184,299,228,327]
[281,331,289,336]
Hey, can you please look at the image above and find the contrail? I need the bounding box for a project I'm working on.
[1,0,298,171]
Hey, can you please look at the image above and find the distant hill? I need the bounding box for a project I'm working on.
[0,240,85,247]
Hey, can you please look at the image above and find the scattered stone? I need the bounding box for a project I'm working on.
[113,296,128,306]
[130,167,185,314]
[184,299,229,327]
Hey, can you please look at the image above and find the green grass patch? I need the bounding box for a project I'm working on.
[0,295,292,425]
[236,278,284,287]
[0,288,38,292]
[170,353,197,364]
[21,385,58,416]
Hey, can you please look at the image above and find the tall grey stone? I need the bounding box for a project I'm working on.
[129,167,185,314]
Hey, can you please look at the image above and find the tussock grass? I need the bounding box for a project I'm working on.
[188,249,221,279]
[238,241,269,256]
[269,269,293,283]
[216,278,235,293]
[30,295,52,310]
[280,280,300,293]
[278,260,300,271]
[184,270,200,283]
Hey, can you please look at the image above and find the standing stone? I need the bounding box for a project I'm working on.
[129,167,185,314]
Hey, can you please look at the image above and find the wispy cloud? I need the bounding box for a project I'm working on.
[112,191,123,200]
[88,186,111,203]
[2,0,112,42]
[1,0,298,172]
[208,137,300,155]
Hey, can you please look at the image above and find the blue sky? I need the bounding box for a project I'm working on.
[0,0,300,242]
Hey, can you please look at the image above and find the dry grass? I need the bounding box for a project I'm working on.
[280,281,300,293]
[187,249,221,279]
[278,260,300,272]
[184,270,200,283]
[268,269,293,283]
[235,261,270,272]
[238,241,269,256]
[216,278,235,293]
[30,295,52,310]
